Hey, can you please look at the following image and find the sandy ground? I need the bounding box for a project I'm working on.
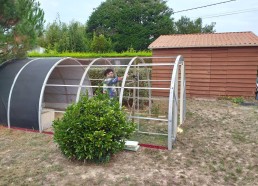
[0,98,258,185]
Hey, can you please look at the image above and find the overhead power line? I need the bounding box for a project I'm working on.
[174,0,236,13]
[193,7,258,19]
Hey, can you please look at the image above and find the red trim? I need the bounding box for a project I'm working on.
[43,131,54,135]
[2,126,167,150]
[139,143,167,150]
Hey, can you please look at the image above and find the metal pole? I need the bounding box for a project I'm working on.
[180,58,185,125]
[132,60,137,123]
[172,71,178,142]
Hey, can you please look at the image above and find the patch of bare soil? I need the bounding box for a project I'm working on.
[0,98,257,185]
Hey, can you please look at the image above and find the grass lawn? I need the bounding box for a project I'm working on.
[0,98,258,185]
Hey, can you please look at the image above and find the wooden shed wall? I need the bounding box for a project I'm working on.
[152,47,258,97]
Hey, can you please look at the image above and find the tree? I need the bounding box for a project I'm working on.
[90,33,113,53]
[39,19,63,51]
[86,0,175,52]
[67,21,88,52]
[175,16,216,34]
[41,19,89,53]
[0,0,45,63]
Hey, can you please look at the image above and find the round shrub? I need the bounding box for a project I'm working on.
[53,92,136,163]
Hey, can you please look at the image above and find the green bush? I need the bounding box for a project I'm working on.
[90,33,113,53]
[218,96,244,104]
[53,92,136,163]
[232,97,244,104]
[28,50,152,58]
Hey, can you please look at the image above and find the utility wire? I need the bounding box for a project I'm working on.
[174,0,236,13]
[192,7,258,19]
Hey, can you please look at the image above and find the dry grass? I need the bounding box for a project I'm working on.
[0,98,258,185]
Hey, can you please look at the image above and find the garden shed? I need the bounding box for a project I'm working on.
[149,31,258,97]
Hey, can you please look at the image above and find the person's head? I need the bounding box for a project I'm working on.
[104,68,114,78]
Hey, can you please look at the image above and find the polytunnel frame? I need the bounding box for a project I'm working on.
[1,56,186,150]
[74,55,186,150]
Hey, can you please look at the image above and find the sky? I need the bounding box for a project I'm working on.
[37,0,258,35]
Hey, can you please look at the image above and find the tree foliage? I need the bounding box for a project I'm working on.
[15,0,217,56]
[0,0,44,63]
[90,33,113,53]
[175,16,216,34]
[39,19,89,53]
[86,0,175,52]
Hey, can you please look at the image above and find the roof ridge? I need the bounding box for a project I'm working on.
[150,32,258,49]
[160,31,255,37]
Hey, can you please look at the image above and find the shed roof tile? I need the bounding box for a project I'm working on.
[148,32,258,49]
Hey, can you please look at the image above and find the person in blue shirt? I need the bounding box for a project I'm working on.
[103,69,126,98]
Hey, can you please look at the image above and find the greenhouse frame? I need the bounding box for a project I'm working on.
[0,56,186,150]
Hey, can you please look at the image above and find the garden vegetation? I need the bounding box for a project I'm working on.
[53,91,136,163]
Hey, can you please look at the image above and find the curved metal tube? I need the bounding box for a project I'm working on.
[7,58,39,128]
[75,58,113,102]
[167,55,184,150]
[38,57,74,132]
[119,57,138,108]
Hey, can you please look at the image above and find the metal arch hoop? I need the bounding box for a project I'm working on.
[119,57,146,108]
[167,55,185,150]
[57,58,85,107]
[180,57,186,125]
[38,57,82,132]
[7,58,40,128]
[75,58,113,102]
[118,57,151,119]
